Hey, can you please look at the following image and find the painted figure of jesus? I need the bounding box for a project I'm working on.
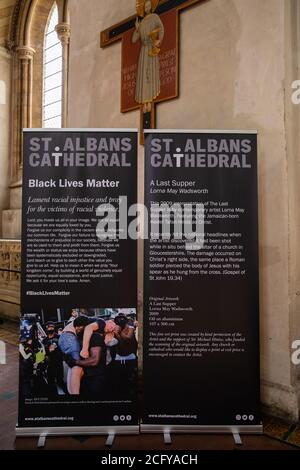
[132,0,165,113]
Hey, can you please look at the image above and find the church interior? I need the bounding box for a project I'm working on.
[0,0,300,451]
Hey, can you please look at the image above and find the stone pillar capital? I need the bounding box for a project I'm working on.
[55,23,71,45]
[16,46,35,61]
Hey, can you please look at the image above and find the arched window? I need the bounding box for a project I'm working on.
[0,80,6,105]
[42,4,62,128]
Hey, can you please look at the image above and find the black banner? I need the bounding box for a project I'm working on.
[143,130,260,429]
[18,129,138,431]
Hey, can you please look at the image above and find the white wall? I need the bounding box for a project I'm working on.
[68,0,299,419]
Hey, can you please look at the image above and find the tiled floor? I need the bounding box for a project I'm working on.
[0,321,299,451]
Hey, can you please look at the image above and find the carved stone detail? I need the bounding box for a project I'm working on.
[55,22,71,44]
[16,45,35,61]
[0,240,21,306]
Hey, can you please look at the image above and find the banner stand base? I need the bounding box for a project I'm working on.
[105,432,115,447]
[141,424,263,438]
[162,430,244,446]
[162,430,243,446]
[37,432,48,448]
[35,431,116,449]
[16,425,139,447]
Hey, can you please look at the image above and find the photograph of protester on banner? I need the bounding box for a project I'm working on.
[19,308,138,400]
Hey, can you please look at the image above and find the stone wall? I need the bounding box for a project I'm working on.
[0,47,20,321]
[0,47,11,237]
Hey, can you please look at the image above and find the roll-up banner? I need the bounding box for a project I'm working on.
[142,130,261,434]
[17,129,139,437]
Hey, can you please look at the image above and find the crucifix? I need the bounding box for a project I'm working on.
[100,0,206,143]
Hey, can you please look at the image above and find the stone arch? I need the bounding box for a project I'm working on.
[8,0,70,185]
[8,0,68,50]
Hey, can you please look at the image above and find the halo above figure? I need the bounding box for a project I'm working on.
[136,0,160,17]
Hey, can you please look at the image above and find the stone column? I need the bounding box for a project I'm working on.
[13,45,35,180]
[3,45,35,240]
[0,46,12,238]
[55,22,70,128]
